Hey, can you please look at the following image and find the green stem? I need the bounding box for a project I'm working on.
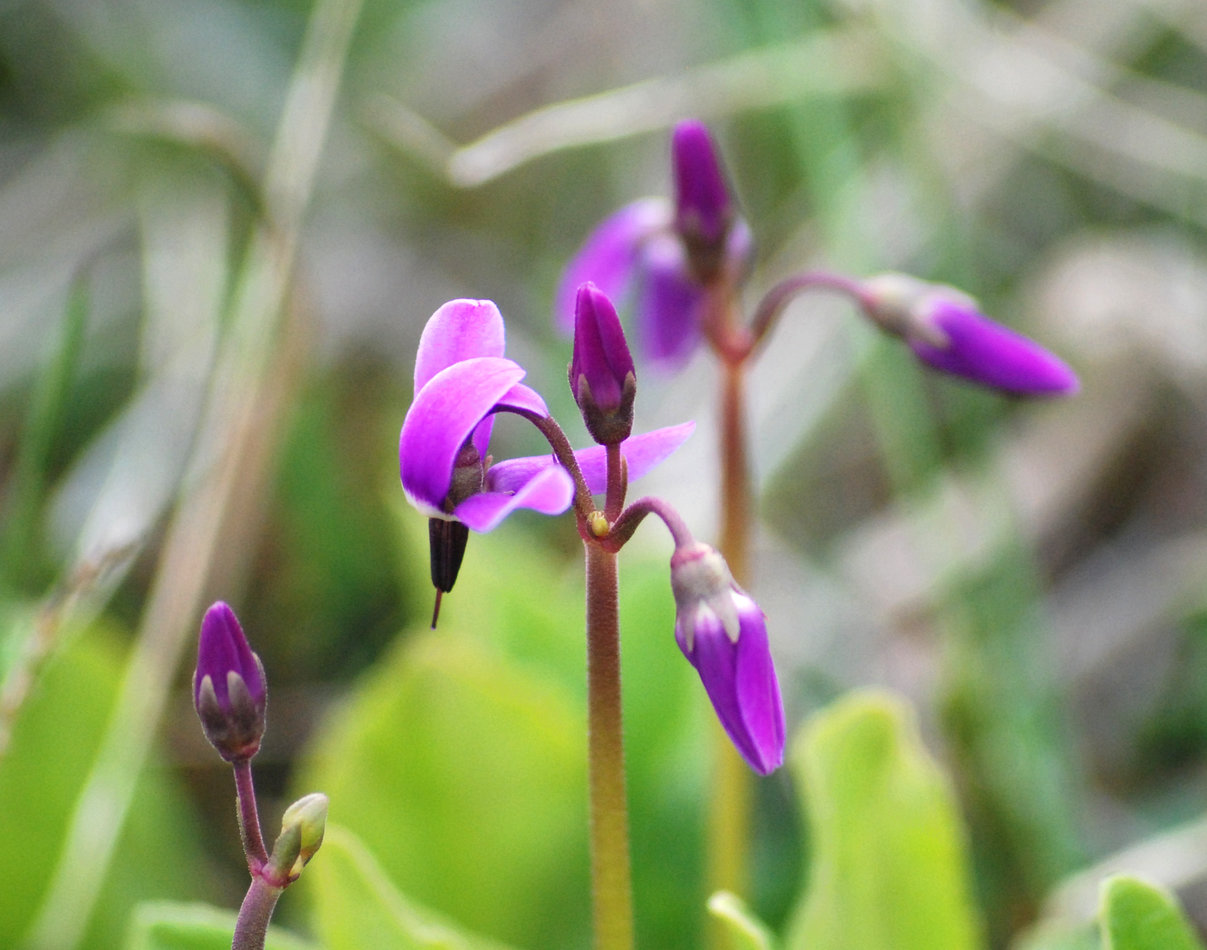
[707,356,753,929]
[585,541,634,950]
[231,876,282,950]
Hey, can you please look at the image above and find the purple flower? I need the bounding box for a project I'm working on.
[400,298,696,604]
[194,601,267,763]
[401,299,577,533]
[860,274,1079,396]
[556,120,752,369]
[670,543,785,775]
[570,283,636,445]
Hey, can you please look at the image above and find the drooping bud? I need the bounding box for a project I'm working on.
[569,283,636,445]
[193,602,267,763]
[670,543,785,775]
[266,792,328,885]
[859,273,1079,396]
[672,120,738,282]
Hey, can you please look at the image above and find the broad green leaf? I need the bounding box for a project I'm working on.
[786,689,983,950]
[124,901,319,950]
[0,623,209,949]
[1100,875,1205,950]
[296,628,589,948]
[708,891,779,950]
[307,824,518,950]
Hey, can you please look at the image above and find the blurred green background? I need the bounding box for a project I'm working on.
[2,0,1207,947]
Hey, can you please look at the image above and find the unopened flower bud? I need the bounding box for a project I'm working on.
[570,283,636,445]
[859,273,1079,396]
[267,792,328,884]
[672,120,742,282]
[670,543,785,775]
[193,602,266,763]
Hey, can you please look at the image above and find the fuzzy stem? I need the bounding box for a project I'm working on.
[232,759,269,870]
[604,442,625,522]
[231,875,282,950]
[585,541,634,950]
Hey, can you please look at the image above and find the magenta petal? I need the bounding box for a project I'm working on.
[911,301,1080,396]
[556,198,672,333]
[195,602,264,711]
[414,299,506,393]
[496,381,550,418]
[455,465,575,532]
[682,600,784,776]
[672,120,733,246]
[400,356,526,516]
[636,232,705,368]
[573,421,695,494]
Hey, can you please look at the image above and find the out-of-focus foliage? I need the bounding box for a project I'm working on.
[1100,876,1206,950]
[786,691,982,950]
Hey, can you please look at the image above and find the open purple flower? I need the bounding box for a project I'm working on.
[194,601,267,763]
[401,299,696,609]
[859,274,1079,396]
[556,120,752,369]
[670,543,785,775]
[401,299,577,533]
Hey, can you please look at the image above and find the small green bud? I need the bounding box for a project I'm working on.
[267,793,328,884]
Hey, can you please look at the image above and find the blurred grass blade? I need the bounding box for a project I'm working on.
[0,277,87,591]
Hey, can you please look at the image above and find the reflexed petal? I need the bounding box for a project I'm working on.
[636,232,705,368]
[455,465,575,532]
[733,605,786,773]
[685,603,784,775]
[573,421,695,494]
[912,301,1080,396]
[414,299,506,393]
[556,197,672,333]
[400,356,525,516]
[496,381,550,418]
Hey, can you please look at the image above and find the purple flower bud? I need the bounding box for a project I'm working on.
[570,283,636,445]
[860,273,1079,396]
[672,120,736,280]
[193,601,267,763]
[670,543,785,775]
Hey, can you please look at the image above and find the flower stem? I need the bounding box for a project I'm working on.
[233,759,269,870]
[585,541,634,950]
[707,356,754,931]
[231,875,282,950]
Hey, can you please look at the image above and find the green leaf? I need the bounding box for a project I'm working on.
[0,623,210,949]
[1099,875,1206,950]
[124,901,319,950]
[295,627,589,948]
[708,891,780,950]
[306,824,519,950]
[786,689,983,950]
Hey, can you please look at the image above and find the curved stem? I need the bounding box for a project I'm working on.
[607,495,694,551]
[585,541,633,950]
[231,875,282,950]
[747,269,866,349]
[233,759,268,870]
